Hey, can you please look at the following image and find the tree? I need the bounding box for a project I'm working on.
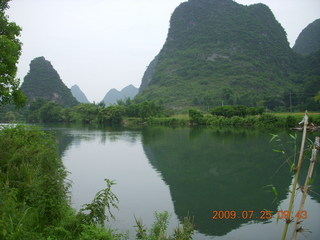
[0,0,27,107]
[222,87,235,105]
[39,102,63,123]
[189,109,204,125]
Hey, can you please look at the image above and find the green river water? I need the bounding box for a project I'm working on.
[42,124,320,240]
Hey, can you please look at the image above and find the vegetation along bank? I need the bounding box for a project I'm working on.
[0,124,194,239]
[1,100,320,129]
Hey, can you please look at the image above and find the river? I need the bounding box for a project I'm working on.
[41,124,320,240]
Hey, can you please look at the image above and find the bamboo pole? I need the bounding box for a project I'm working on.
[281,111,308,240]
[291,137,319,240]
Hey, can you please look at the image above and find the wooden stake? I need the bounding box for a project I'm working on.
[291,137,319,240]
[281,111,308,240]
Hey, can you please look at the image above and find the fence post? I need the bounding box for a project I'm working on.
[291,136,319,240]
[281,111,308,240]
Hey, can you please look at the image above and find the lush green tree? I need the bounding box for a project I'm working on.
[97,105,125,125]
[39,102,63,123]
[25,98,48,122]
[72,103,99,123]
[126,103,140,117]
[116,97,132,107]
[189,108,204,125]
[0,0,27,107]
[97,101,105,108]
[263,95,285,110]
[138,101,163,120]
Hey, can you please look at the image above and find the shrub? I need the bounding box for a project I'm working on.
[189,109,204,125]
[135,211,194,240]
[0,125,69,237]
[211,105,265,118]
[285,116,298,128]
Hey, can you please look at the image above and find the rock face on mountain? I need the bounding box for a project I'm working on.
[102,84,138,105]
[71,84,89,103]
[293,19,320,55]
[137,0,300,108]
[21,57,78,106]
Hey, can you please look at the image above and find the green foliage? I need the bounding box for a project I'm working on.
[133,101,164,120]
[0,125,69,237]
[98,106,125,125]
[20,98,165,125]
[146,117,189,127]
[188,109,204,125]
[136,0,310,109]
[285,116,298,128]
[0,0,27,108]
[0,125,127,240]
[0,125,196,240]
[39,102,63,123]
[79,225,115,240]
[134,211,194,240]
[211,105,264,118]
[72,103,99,123]
[78,179,119,225]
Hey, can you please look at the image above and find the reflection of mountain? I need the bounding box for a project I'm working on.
[141,127,292,236]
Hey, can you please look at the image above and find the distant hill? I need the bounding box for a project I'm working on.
[21,57,78,106]
[136,0,301,109]
[293,19,320,55]
[102,84,138,105]
[71,84,90,103]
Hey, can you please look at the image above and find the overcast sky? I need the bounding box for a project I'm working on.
[7,0,320,103]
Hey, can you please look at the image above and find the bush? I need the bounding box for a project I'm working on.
[189,109,204,125]
[98,106,125,125]
[211,105,265,118]
[0,125,124,240]
[0,125,69,237]
[258,114,285,128]
[285,116,298,128]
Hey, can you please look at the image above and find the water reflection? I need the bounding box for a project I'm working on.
[141,127,293,236]
[41,123,141,156]
[41,124,319,239]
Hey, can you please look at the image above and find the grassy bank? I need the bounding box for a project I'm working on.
[0,125,194,240]
[123,112,320,129]
[0,125,124,239]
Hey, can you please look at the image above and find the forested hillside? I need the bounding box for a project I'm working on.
[21,57,78,106]
[293,18,320,55]
[137,0,318,111]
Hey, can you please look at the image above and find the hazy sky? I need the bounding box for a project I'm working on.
[7,0,320,102]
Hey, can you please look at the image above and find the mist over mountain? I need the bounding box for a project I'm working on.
[21,57,78,106]
[293,18,320,55]
[136,0,312,109]
[102,84,138,105]
[71,84,90,103]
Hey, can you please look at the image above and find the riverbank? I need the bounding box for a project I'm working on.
[123,112,320,130]
[1,100,320,130]
[0,125,122,239]
[0,125,194,239]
